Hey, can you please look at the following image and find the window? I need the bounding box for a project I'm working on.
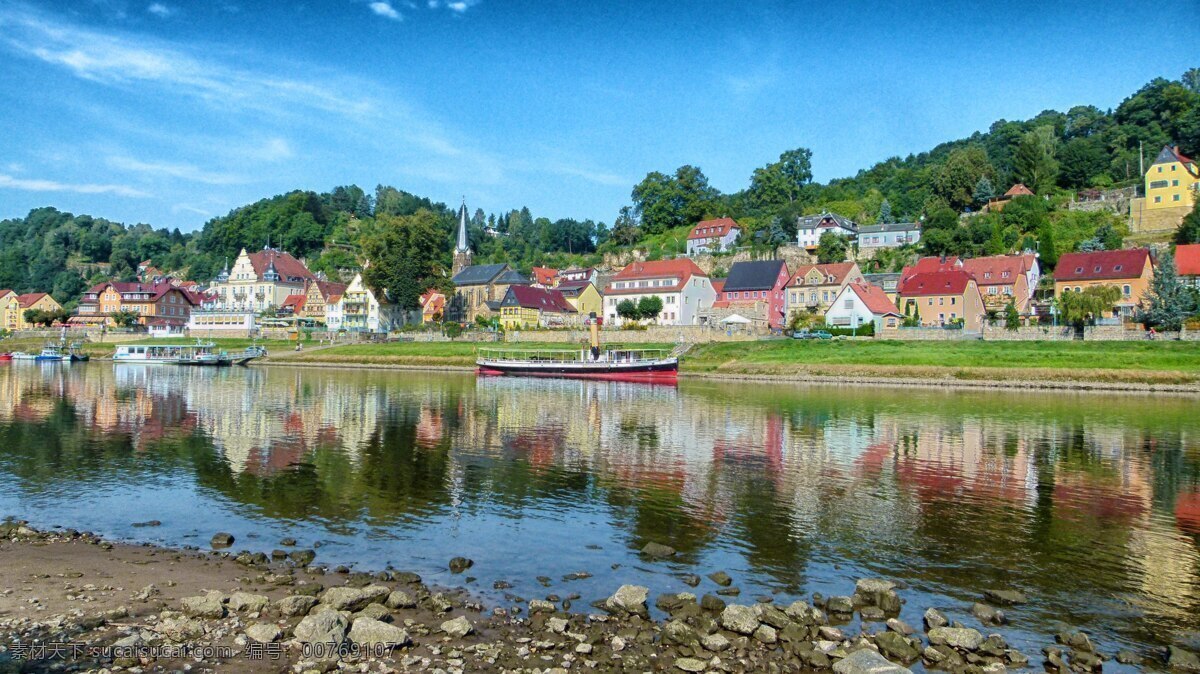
[1173,180,1180,187]
[951,297,956,305]
[1114,265,1123,272]
[844,299,853,309]
[939,297,944,306]
[1123,284,1131,298]
[1150,180,1169,189]
[1156,196,1163,203]
[1075,267,1083,273]
[1175,195,1182,201]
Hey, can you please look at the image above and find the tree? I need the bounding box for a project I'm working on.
[934,146,994,211]
[1058,285,1121,327]
[1176,202,1200,245]
[973,177,995,207]
[1012,126,1060,193]
[636,295,664,322]
[361,209,446,311]
[1004,300,1020,330]
[631,166,719,235]
[1037,220,1058,267]
[110,310,140,328]
[23,308,67,327]
[749,148,813,209]
[878,199,894,224]
[610,206,642,246]
[1134,252,1196,330]
[443,321,463,340]
[815,231,848,264]
[616,299,639,322]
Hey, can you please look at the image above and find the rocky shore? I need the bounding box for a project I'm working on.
[2,521,1199,674]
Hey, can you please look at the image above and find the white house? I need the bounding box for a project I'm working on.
[339,273,402,333]
[603,259,717,326]
[686,217,740,256]
[824,283,902,331]
[856,222,921,256]
[205,246,315,313]
[797,212,858,249]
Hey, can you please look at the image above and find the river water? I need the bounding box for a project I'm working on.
[1,362,1198,657]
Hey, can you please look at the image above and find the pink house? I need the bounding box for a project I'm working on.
[711,260,791,329]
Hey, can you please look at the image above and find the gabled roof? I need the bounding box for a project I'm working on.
[282,294,307,311]
[531,266,559,285]
[710,279,725,295]
[495,269,531,285]
[607,259,708,295]
[308,280,348,300]
[960,255,1028,287]
[844,283,902,316]
[558,267,595,278]
[1055,249,1151,282]
[502,285,576,313]
[1005,184,1035,197]
[83,282,194,304]
[898,270,976,297]
[1176,244,1200,277]
[796,212,858,232]
[0,289,15,299]
[722,260,787,292]
[554,280,595,298]
[247,248,315,283]
[1152,145,1195,167]
[858,222,921,235]
[789,262,857,286]
[16,292,51,308]
[452,263,509,286]
[688,217,740,240]
[420,289,446,314]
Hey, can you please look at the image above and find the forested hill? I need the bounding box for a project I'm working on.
[2,70,1198,308]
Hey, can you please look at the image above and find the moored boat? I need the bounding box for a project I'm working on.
[0,352,11,362]
[34,345,68,362]
[10,352,36,361]
[114,340,265,366]
[476,314,679,383]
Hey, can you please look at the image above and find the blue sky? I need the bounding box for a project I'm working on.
[0,0,1196,231]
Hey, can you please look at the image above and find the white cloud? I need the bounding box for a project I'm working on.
[107,156,245,185]
[427,0,480,12]
[0,173,149,197]
[368,2,401,20]
[171,203,212,217]
[146,3,172,18]
[248,137,294,162]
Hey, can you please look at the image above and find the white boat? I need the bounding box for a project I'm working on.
[10,352,37,361]
[114,341,221,365]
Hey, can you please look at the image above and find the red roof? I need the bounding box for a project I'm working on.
[421,291,446,315]
[846,283,901,316]
[687,217,739,240]
[308,280,348,301]
[960,256,1027,287]
[282,294,306,311]
[898,270,976,297]
[1054,249,1151,282]
[789,262,857,286]
[16,292,50,308]
[85,282,196,305]
[711,279,725,295]
[1005,184,1035,197]
[504,285,576,313]
[1176,244,1200,277]
[531,267,558,286]
[0,289,13,298]
[248,249,315,283]
[607,259,708,295]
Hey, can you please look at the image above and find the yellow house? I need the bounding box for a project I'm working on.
[0,289,16,331]
[897,270,986,331]
[3,292,63,330]
[1053,249,1154,319]
[1146,145,1199,211]
[555,281,603,318]
[498,285,577,330]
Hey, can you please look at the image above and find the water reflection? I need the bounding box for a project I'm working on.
[1,363,1199,652]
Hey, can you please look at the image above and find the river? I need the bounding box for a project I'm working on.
[1,362,1198,658]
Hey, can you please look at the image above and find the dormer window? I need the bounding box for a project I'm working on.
[1075,267,1083,273]
[1113,265,1123,272]
[1093,266,1102,273]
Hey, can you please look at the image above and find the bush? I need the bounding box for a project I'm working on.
[824,323,874,337]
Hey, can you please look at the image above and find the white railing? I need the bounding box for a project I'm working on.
[477,347,674,364]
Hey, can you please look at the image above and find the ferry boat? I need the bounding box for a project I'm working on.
[35,345,68,362]
[113,341,263,366]
[476,314,679,383]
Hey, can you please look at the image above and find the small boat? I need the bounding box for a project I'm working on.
[66,343,90,362]
[114,340,265,367]
[0,352,12,362]
[35,345,68,362]
[10,352,36,361]
[476,314,678,383]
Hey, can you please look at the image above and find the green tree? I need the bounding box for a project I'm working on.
[1134,252,1196,330]
[1037,220,1058,267]
[1058,285,1121,327]
[631,166,719,235]
[815,231,848,264]
[1176,202,1200,245]
[1004,300,1020,330]
[973,176,995,206]
[748,148,813,209]
[934,146,994,211]
[110,310,140,328]
[878,199,894,224]
[636,295,664,322]
[443,321,463,340]
[361,209,446,311]
[1012,125,1060,193]
[616,299,639,322]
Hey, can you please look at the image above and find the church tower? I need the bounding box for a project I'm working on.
[452,198,473,276]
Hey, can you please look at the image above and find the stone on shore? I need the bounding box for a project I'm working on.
[972,603,1007,626]
[448,556,474,573]
[227,591,270,613]
[348,617,410,647]
[289,549,317,566]
[676,656,708,672]
[876,630,921,663]
[276,595,318,617]
[708,571,733,587]
[245,623,283,643]
[826,595,855,614]
[702,632,731,652]
[641,541,676,558]
[719,604,760,635]
[832,648,913,674]
[605,585,649,618]
[319,586,373,612]
[923,607,949,630]
[441,616,473,638]
[983,589,1028,606]
[386,590,416,609]
[180,592,226,619]
[928,626,985,651]
[295,611,350,646]
[1168,646,1200,672]
[210,532,234,548]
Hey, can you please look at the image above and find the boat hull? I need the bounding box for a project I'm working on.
[477,360,678,383]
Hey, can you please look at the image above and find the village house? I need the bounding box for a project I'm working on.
[554,280,603,318]
[785,262,865,317]
[861,273,902,302]
[557,268,598,284]
[856,222,921,256]
[279,294,306,317]
[986,183,1035,212]
[338,273,402,333]
[206,246,315,313]
[530,267,559,288]
[302,280,348,325]
[604,259,716,326]
[1146,145,1199,212]
[420,290,446,324]
[898,270,986,330]
[701,260,790,329]
[73,281,197,328]
[2,292,63,331]
[499,285,577,330]
[796,212,857,249]
[960,254,1037,314]
[825,282,903,331]
[1053,249,1154,320]
[452,263,530,320]
[686,217,740,255]
[1177,244,1200,288]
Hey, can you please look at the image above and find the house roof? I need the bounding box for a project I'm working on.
[857,222,921,235]
[898,270,976,297]
[452,263,509,286]
[531,266,559,285]
[1055,249,1151,282]
[247,248,315,283]
[960,255,1028,287]
[282,294,307,310]
[1005,184,1035,197]
[85,282,194,304]
[788,262,857,286]
[796,212,858,232]
[554,280,594,298]
[420,290,446,314]
[846,283,902,316]
[862,273,901,287]
[502,286,577,313]
[1176,244,1200,277]
[309,280,348,300]
[1153,145,1196,167]
[494,269,531,285]
[722,260,787,292]
[688,217,740,240]
[606,259,708,295]
[0,289,14,299]
[558,267,594,278]
[16,292,51,308]
[710,279,725,295]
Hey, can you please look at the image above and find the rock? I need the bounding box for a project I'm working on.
[391,571,421,584]
[819,626,844,641]
[359,584,390,604]
[355,603,391,622]
[861,606,887,621]
[529,599,556,613]
[663,619,699,644]
[826,595,855,614]
[611,635,627,652]
[295,611,350,646]
[156,616,205,641]
[605,585,649,618]
[886,618,914,635]
[702,632,731,652]
[682,574,701,587]
[348,617,410,647]
[832,648,913,674]
[131,520,161,527]
[290,549,316,566]
[700,594,726,612]
[928,627,984,652]
[1115,649,1142,665]
[448,556,474,573]
[923,608,949,631]
[971,603,1007,626]
[276,595,318,617]
[547,616,568,633]
[708,571,733,587]
[245,623,282,643]
[228,591,270,613]
[876,630,921,663]
[753,624,778,644]
[981,663,1007,674]
[719,605,760,635]
[319,586,373,612]
[1056,631,1094,653]
[441,616,473,638]
[854,578,897,607]
[641,541,676,558]
[757,604,790,629]
[386,590,416,609]
[676,656,708,672]
[1168,646,1200,672]
[180,593,225,619]
[983,589,1027,606]
[280,537,297,546]
[210,532,235,548]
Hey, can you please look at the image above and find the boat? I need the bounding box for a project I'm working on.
[66,343,90,362]
[476,314,679,383]
[113,340,265,366]
[0,353,11,362]
[10,352,36,361]
[35,345,68,362]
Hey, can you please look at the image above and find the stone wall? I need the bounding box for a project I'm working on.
[876,328,982,341]
[601,246,815,277]
[980,325,1075,341]
[1129,198,1191,234]
[504,326,762,344]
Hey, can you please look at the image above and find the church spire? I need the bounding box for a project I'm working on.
[455,197,470,254]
